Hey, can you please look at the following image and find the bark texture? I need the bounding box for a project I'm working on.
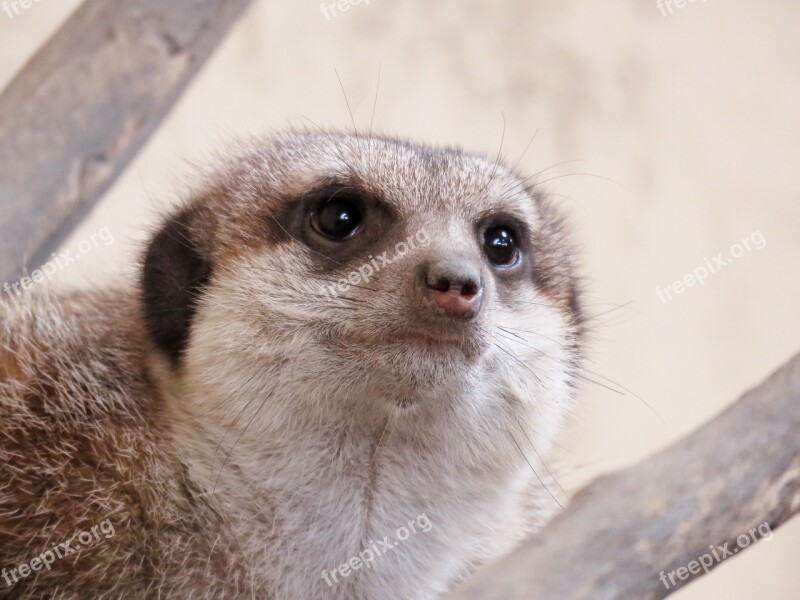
[0,0,254,283]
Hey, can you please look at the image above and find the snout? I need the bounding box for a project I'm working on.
[420,257,484,319]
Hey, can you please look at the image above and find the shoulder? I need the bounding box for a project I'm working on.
[0,287,152,419]
[0,288,217,595]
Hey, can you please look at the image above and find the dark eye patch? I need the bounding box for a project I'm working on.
[286,181,397,274]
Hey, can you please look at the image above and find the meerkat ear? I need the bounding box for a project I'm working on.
[141,208,212,367]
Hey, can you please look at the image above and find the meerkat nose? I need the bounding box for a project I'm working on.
[423,257,484,318]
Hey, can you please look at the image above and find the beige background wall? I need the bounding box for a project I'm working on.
[2,1,798,597]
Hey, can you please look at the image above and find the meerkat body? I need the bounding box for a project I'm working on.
[0,132,583,599]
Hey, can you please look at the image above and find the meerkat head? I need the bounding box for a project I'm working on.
[141,131,583,440]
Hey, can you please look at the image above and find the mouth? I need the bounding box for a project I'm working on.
[384,327,484,359]
[325,319,487,362]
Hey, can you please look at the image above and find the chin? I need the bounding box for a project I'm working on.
[367,341,486,393]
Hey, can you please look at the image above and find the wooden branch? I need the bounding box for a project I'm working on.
[448,351,800,599]
[0,0,254,284]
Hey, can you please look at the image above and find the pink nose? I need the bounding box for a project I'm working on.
[428,286,479,317]
[424,258,483,318]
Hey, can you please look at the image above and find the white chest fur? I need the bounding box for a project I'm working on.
[169,370,554,600]
[217,416,536,600]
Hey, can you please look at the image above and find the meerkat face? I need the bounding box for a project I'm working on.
[142,132,582,427]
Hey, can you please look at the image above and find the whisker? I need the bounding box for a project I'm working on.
[585,301,637,322]
[492,340,542,385]
[493,330,665,427]
[509,129,538,174]
[367,63,382,171]
[495,159,584,199]
[508,431,563,509]
[209,370,267,477]
[496,325,567,350]
[534,171,628,191]
[513,414,567,498]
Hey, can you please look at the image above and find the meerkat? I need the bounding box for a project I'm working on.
[0,131,583,600]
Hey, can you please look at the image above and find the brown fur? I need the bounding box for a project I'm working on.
[0,292,256,598]
[0,131,583,599]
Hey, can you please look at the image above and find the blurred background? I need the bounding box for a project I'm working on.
[1,1,798,597]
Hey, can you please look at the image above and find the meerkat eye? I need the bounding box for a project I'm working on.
[312,196,363,240]
[483,225,519,267]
